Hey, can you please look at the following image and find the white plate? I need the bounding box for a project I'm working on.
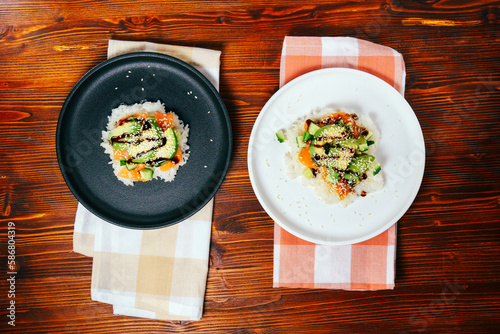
[248,68,425,245]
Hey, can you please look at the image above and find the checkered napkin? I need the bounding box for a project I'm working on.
[73,40,221,320]
[274,36,405,290]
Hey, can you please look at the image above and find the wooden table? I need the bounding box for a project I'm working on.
[1,1,499,333]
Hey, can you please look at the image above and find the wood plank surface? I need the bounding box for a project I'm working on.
[1,0,499,333]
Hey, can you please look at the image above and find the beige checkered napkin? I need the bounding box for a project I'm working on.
[73,40,221,321]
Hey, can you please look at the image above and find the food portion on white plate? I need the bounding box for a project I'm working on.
[277,107,383,207]
[248,68,425,245]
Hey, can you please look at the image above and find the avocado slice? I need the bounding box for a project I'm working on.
[325,168,339,184]
[347,154,375,173]
[112,142,128,150]
[155,127,178,160]
[109,119,140,139]
[313,124,347,143]
[131,150,156,163]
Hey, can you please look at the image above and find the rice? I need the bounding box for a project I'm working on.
[283,107,383,206]
[101,100,189,186]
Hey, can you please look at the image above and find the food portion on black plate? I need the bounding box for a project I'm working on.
[56,52,232,229]
[101,100,189,185]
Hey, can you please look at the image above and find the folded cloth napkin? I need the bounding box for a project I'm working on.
[274,36,405,290]
[73,39,222,320]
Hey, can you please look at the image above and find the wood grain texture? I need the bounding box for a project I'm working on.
[1,0,499,333]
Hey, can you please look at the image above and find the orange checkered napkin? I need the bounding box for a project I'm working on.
[274,36,405,290]
[73,40,221,320]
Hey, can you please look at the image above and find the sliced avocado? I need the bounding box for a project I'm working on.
[328,146,355,169]
[142,118,163,139]
[109,119,140,139]
[325,168,339,184]
[344,172,360,186]
[344,172,359,181]
[313,124,346,139]
[310,143,354,171]
[309,143,326,158]
[347,154,375,173]
[140,168,154,181]
[155,127,178,160]
[335,138,359,149]
[112,142,128,150]
[132,150,156,163]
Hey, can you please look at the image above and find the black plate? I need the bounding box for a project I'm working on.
[56,52,232,229]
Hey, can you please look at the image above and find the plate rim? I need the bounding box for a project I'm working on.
[56,52,232,229]
[248,67,425,245]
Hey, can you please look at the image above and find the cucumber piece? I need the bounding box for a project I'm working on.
[357,136,368,152]
[308,122,321,135]
[120,159,126,166]
[140,168,154,181]
[371,161,382,175]
[276,130,285,143]
[302,167,314,179]
[126,162,137,171]
[174,130,182,142]
[155,127,178,160]
[302,131,313,142]
[367,140,375,146]
[296,136,307,148]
